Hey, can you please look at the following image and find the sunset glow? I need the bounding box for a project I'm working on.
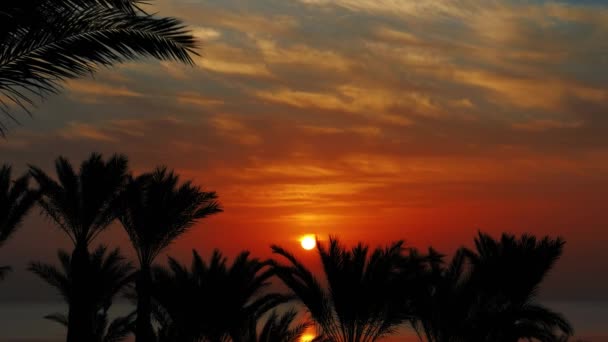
[0,0,607,341]
[300,333,316,342]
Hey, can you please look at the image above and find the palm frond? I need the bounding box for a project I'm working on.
[104,312,136,342]
[256,309,314,342]
[0,0,198,133]
[0,164,39,248]
[29,244,133,312]
[28,254,72,303]
[45,312,69,326]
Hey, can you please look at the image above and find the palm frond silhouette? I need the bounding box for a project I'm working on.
[241,308,318,342]
[152,249,289,342]
[271,237,416,342]
[118,168,222,342]
[0,0,198,133]
[0,164,38,279]
[411,232,573,342]
[29,153,129,342]
[29,245,134,342]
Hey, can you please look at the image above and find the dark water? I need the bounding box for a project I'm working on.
[1,301,606,341]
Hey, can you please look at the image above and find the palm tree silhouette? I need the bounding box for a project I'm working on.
[0,164,38,280]
[29,245,134,342]
[29,153,128,342]
[0,0,198,133]
[118,168,222,342]
[411,232,573,342]
[408,247,477,342]
[271,237,413,342]
[152,249,288,342]
[241,309,319,342]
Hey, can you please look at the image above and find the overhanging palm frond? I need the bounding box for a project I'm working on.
[0,0,198,133]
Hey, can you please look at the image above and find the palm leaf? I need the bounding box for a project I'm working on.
[45,312,69,326]
[0,0,198,133]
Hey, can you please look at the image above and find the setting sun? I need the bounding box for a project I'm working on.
[300,333,316,342]
[300,235,316,251]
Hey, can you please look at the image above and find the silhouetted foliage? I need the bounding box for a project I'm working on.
[46,311,135,342]
[29,153,129,342]
[271,237,419,342]
[241,309,317,342]
[29,245,134,342]
[118,168,222,342]
[153,249,289,342]
[0,164,38,279]
[411,232,573,342]
[0,0,198,133]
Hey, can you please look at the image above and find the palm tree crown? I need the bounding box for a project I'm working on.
[153,249,288,342]
[0,0,198,133]
[119,167,222,268]
[30,153,128,246]
[411,232,573,342]
[0,164,38,279]
[29,245,135,342]
[271,237,414,342]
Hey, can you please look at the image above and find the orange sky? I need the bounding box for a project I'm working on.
[0,0,607,314]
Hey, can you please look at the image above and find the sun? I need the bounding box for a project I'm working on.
[300,333,316,342]
[300,235,316,251]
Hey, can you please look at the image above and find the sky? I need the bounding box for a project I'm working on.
[0,0,607,338]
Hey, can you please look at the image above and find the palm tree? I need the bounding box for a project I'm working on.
[118,168,222,342]
[29,153,129,342]
[153,249,289,342]
[0,164,38,279]
[0,0,198,134]
[411,232,574,342]
[271,237,415,342]
[29,245,134,342]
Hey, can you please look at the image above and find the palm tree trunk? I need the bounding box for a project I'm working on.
[136,265,156,342]
[66,243,95,342]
